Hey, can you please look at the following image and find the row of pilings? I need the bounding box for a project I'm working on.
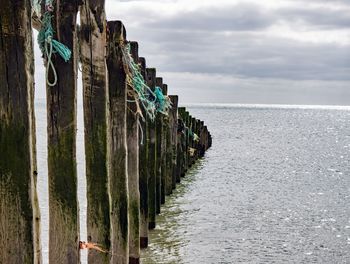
[0,0,212,263]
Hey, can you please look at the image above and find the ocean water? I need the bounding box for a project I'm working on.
[141,105,350,264]
[34,103,350,263]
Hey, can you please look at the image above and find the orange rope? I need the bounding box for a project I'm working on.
[79,241,109,254]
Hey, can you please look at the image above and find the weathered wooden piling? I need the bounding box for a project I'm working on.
[208,132,212,148]
[45,1,81,262]
[155,77,163,214]
[169,96,179,188]
[138,57,149,248]
[106,21,129,263]
[195,119,201,160]
[187,114,194,167]
[160,84,168,204]
[176,122,183,181]
[128,41,141,264]
[146,68,157,229]
[203,126,208,151]
[139,58,149,248]
[198,121,205,157]
[179,108,187,172]
[191,117,198,162]
[0,1,41,262]
[79,1,111,262]
[165,96,173,195]
[184,111,191,171]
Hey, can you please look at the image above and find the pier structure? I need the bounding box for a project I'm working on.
[0,1,212,263]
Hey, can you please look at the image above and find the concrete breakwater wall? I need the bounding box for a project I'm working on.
[0,1,212,263]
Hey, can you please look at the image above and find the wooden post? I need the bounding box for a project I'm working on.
[169,96,178,189]
[138,57,149,248]
[146,68,157,229]
[184,111,191,171]
[107,21,129,263]
[203,125,208,151]
[178,107,187,177]
[160,84,168,204]
[165,103,172,195]
[199,121,205,157]
[155,77,163,214]
[79,1,111,262]
[46,1,80,262]
[128,41,140,264]
[176,119,183,182]
[188,115,194,167]
[196,120,200,159]
[0,1,41,262]
[192,117,198,161]
[208,132,212,148]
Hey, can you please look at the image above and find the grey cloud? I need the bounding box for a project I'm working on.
[104,1,350,105]
[127,27,350,81]
[146,3,275,32]
[279,6,350,29]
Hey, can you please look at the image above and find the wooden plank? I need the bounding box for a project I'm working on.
[0,1,41,262]
[177,107,186,178]
[197,120,201,158]
[176,121,183,182]
[128,41,141,264]
[199,121,205,157]
[188,115,194,167]
[138,57,149,248]
[184,111,191,171]
[79,1,111,262]
[145,68,157,230]
[203,125,208,150]
[106,20,129,263]
[155,77,163,214]
[169,96,178,189]
[192,117,198,161]
[160,84,168,204]
[45,1,81,262]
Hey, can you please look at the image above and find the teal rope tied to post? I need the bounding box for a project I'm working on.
[37,0,72,86]
[122,43,170,122]
[154,87,172,115]
[186,127,194,138]
[122,43,157,121]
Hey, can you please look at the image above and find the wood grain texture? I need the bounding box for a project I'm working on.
[107,20,129,264]
[79,1,111,262]
[160,84,168,204]
[46,1,81,262]
[146,68,157,230]
[155,77,163,214]
[0,0,41,262]
[128,41,140,262]
[138,57,149,248]
[168,96,178,190]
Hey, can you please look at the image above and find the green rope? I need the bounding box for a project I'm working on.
[122,43,172,122]
[154,86,172,115]
[37,0,72,87]
[186,126,194,137]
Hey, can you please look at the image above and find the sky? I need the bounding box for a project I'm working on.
[34,0,350,105]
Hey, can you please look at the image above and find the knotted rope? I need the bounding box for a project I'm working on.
[121,43,172,122]
[35,0,72,86]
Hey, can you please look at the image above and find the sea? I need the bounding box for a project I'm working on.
[35,102,350,263]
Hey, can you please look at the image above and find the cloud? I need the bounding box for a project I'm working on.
[34,0,350,105]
